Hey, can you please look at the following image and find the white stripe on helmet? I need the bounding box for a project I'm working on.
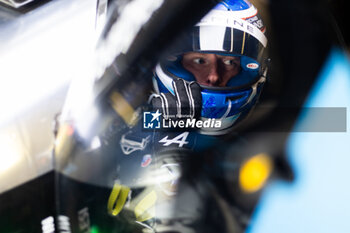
[199,25,227,51]
[155,64,175,95]
[197,10,267,47]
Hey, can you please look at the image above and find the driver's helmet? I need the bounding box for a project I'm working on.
[153,0,268,135]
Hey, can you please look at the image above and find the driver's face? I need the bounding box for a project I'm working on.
[182,52,241,87]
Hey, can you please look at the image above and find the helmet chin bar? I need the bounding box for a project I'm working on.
[199,76,265,136]
[241,75,266,108]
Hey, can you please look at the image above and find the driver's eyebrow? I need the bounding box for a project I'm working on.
[217,55,240,60]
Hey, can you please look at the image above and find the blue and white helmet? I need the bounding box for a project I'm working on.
[153,0,268,135]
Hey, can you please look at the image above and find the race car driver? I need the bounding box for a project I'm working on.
[111,0,269,231]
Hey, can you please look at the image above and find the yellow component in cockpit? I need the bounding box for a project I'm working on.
[239,153,273,193]
[107,183,130,216]
[134,190,157,222]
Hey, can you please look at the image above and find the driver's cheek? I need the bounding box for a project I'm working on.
[219,67,238,86]
[226,68,240,83]
[194,67,211,85]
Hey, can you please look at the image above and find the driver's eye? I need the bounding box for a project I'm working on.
[223,59,235,66]
[193,58,206,64]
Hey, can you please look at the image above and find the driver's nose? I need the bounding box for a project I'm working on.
[206,62,221,86]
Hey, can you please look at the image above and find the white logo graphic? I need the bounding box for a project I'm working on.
[58,215,71,233]
[41,216,55,233]
[159,132,189,147]
[120,134,150,155]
